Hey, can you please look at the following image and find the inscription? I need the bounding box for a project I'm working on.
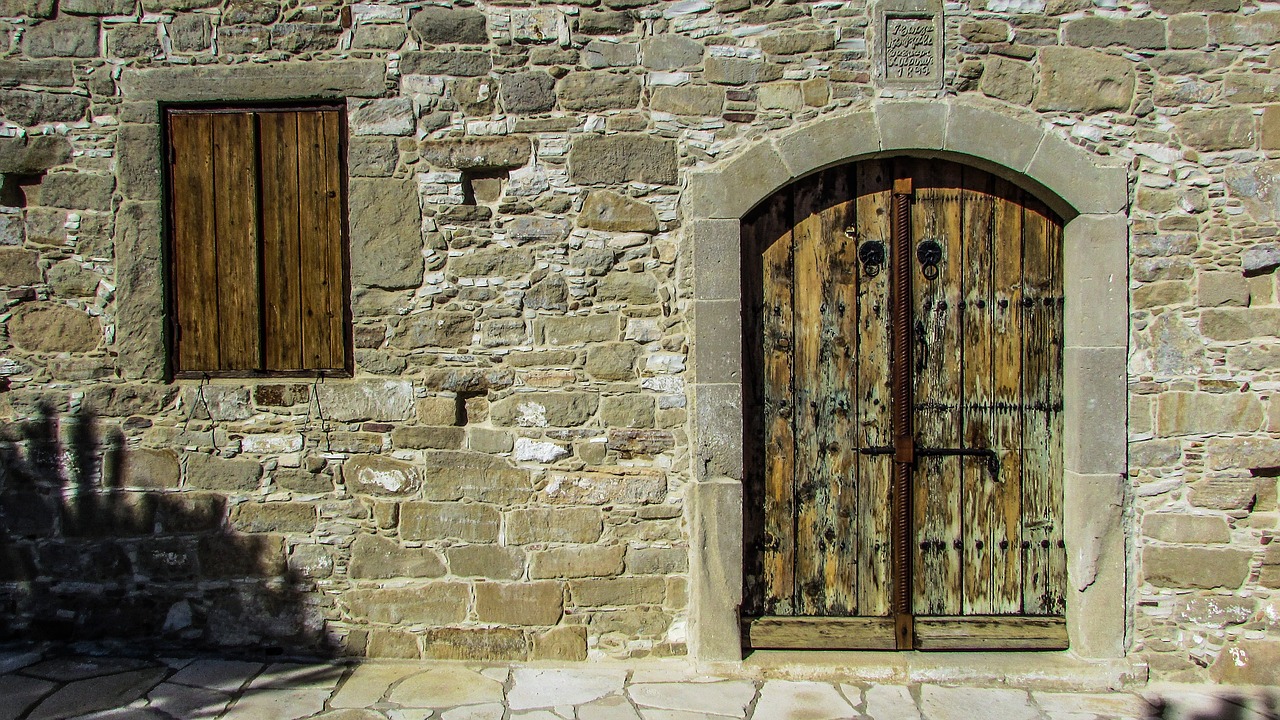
[885,16,936,81]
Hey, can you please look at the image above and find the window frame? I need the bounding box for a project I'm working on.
[160,100,354,380]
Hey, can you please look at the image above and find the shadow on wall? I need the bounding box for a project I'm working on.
[0,402,334,658]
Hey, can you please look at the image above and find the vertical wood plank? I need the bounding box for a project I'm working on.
[298,110,344,370]
[988,177,1026,613]
[259,111,303,371]
[168,113,219,372]
[1020,195,1066,616]
[959,167,997,614]
[792,168,859,616]
[910,158,965,616]
[211,112,261,371]
[854,160,894,617]
[746,190,796,616]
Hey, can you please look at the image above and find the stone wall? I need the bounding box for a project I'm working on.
[0,0,1277,681]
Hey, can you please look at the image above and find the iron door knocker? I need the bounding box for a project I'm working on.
[859,240,886,277]
[917,238,943,280]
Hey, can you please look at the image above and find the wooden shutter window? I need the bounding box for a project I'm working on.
[167,107,348,376]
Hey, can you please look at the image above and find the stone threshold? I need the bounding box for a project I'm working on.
[703,651,1150,691]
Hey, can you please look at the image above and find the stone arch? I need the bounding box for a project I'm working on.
[684,98,1131,668]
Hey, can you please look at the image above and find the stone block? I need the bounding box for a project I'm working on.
[1026,137,1127,215]
[0,248,40,286]
[578,191,659,233]
[694,300,743,385]
[506,507,603,544]
[421,628,529,661]
[1062,214,1129,347]
[230,502,317,534]
[1190,476,1260,511]
[642,34,704,70]
[353,24,407,50]
[0,59,74,87]
[600,395,655,428]
[500,71,556,114]
[705,56,783,85]
[446,544,524,579]
[108,24,161,57]
[757,82,803,112]
[877,100,948,151]
[688,478,743,660]
[627,546,689,575]
[399,51,491,77]
[694,383,744,481]
[1034,47,1134,113]
[408,6,487,44]
[1143,546,1252,589]
[168,13,211,52]
[6,302,98,353]
[491,392,599,428]
[1210,640,1280,685]
[23,16,99,57]
[1174,108,1255,151]
[0,0,53,16]
[1157,391,1264,437]
[61,492,156,537]
[349,533,446,579]
[531,545,624,578]
[475,581,563,625]
[691,219,741,302]
[36,173,115,211]
[571,132,677,186]
[348,137,398,178]
[390,426,464,450]
[349,98,414,136]
[0,135,72,173]
[273,468,333,494]
[585,342,641,381]
[542,467,667,505]
[110,448,180,489]
[343,455,419,497]
[393,312,475,349]
[1063,17,1166,49]
[116,125,161,202]
[1200,308,1280,341]
[120,61,386,101]
[400,501,500,542]
[532,626,587,661]
[1208,11,1280,46]
[1142,513,1230,544]
[584,40,638,68]
[271,23,340,53]
[155,492,226,533]
[315,380,414,422]
[0,90,88,126]
[570,576,666,606]
[759,30,835,55]
[349,178,423,291]
[1264,106,1280,151]
[979,56,1035,106]
[685,141,790,220]
[1153,0,1239,11]
[340,583,470,625]
[366,631,420,659]
[1198,271,1249,307]
[1206,436,1280,471]
[419,136,531,171]
[186,454,262,492]
[1226,163,1280,223]
[197,533,286,578]
[418,451,534,503]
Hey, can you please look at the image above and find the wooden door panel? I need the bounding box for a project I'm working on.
[744,157,1064,648]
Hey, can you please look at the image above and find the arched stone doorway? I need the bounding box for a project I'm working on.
[683,99,1130,664]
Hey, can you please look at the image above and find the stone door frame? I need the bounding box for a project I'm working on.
[683,99,1131,663]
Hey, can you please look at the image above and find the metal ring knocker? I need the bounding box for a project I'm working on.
[916,238,942,280]
[858,240,886,277]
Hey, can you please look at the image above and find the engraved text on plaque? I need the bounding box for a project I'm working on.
[884,16,936,81]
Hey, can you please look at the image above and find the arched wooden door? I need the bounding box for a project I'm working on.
[741,158,1067,650]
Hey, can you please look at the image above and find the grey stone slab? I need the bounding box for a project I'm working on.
[330,662,421,708]
[166,659,263,693]
[752,681,853,719]
[684,141,791,220]
[388,666,503,707]
[943,102,1043,175]
[629,680,756,716]
[1062,346,1127,476]
[0,674,57,720]
[0,649,44,674]
[1063,213,1129,351]
[119,60,385,101]
[244,663,344,690]
[693,383,744,482]
[691,219,742,302]
[919,687,1038,720]
[864,685,921,720]
[774,110,878,179]
[22,657,154,682]
[876,100,948,151]
[507,668,627,710]
[693,300,742,385]
[688,479,745,662]
[1025,133,1128,216]
[145,681,231,719]
[28,667,167,720]
[219,688,330,720]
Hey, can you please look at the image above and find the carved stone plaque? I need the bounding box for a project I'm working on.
[874,0,943,89]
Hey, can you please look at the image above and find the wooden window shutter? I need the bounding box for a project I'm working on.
[167,107,348,376]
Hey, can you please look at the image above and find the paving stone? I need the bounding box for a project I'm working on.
[919,687,1038,720]
[28,667,167,720]
[579,695,643,720]
[245,663,344,690]
[507,669,627,710]
[219,688,330,720]
[440,705,505,720]
[144,682,232,719]
[166,659,263,693]
[1031,691,1152,717]
[388,666,504,707]
[863,685,921,720]
[313,711,386,720]
[0,674,57,720]
[752,681,853,720]
[628,680,756,716]
[22,658,154,682]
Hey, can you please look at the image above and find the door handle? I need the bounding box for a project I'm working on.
[858,445,1000,479]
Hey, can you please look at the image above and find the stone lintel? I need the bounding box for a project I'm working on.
[120,60,387,102]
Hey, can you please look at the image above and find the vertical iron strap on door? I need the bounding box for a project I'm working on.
[890,176,915,650]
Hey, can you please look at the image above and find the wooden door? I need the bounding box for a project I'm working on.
[741,158,1067,651]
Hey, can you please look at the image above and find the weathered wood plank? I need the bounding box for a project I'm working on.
[743,616,897,650]
[855,160,894,618]
[987,177,1026,613]
[168,113,219,372]
[298,110,344,370]
[910,159,965,616]
[793,168,859,615]
[211,112,260,371]
[959,167,997,615]
[1020,195,1065,616]
[913,615,1067,650]
[747,190,796,616]
[320,109,346,370]
[259,111,303,371]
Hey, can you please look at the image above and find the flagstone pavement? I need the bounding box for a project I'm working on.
[0,651,1275,720]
